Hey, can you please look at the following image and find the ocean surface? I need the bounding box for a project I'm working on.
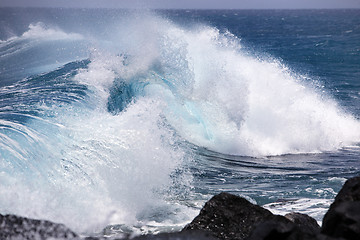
[0,8,359,238]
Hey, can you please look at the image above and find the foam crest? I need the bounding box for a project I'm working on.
[131,21,360,156]
[76,13,360,156]
[21,22,83,41]
[0,22,83,43]
[239,59,360,155]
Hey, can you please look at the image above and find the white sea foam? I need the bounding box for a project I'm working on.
[263,198,333,225]
[175,28,360,156]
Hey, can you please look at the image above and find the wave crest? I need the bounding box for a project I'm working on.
[77,15,360,156]
[21,22,83,41]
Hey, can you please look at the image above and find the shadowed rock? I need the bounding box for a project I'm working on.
[322,176,360,239]
[248,219,319,240]
[247,211,320,240]
[285,212,320,234]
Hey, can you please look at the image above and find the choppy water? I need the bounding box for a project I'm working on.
[0,8,359,237]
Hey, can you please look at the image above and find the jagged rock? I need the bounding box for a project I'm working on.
[321,176,360,239]
[0,214,78,240]
[285,212,320,234]
[183,192,293,240]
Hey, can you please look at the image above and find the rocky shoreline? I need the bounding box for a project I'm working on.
[1,176,359,240]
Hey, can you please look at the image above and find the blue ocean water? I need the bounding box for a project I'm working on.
[0,8,359,237]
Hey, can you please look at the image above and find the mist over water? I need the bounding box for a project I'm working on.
[0,8,359,236]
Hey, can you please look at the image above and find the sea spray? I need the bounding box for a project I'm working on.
[78,13,360,156]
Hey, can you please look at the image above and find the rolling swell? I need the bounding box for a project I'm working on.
[0,22,88,87]
[0,60,89,162]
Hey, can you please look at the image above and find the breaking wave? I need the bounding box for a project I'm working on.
[0,11,359,234]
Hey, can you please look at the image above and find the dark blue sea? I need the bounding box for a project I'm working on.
[0,8,359,237]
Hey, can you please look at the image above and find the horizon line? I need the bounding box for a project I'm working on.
[1,6,359,10]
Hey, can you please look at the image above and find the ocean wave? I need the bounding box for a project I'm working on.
[0,9,359,235]
[2,22,83,42]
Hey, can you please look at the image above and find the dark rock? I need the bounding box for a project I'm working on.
[249,212,321,240]
[0,214,78,240]
[285,212,320,234]
[248,219,318,240]
[314,235,346,240]
[183,192,293,240]
[322,176,360,239]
